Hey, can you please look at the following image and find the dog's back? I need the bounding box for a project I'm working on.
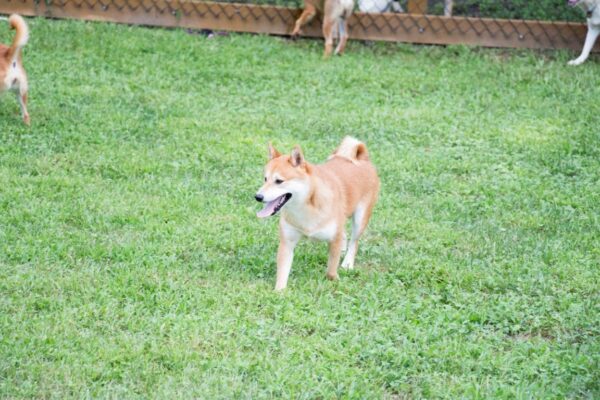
[320,137,380,217]
[1,15,28,83]
[0,14,30,124]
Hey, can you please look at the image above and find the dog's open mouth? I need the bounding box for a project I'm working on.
[257,193,292,218]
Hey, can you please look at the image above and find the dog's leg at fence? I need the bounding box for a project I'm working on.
[322,18,335,58]
[444,0,453,17]
[568,25,600,65]
[326,233,344,280]
[292,4,317,37]
[334,17,349,55]
[341,201,373,270]
[390,1,403,12]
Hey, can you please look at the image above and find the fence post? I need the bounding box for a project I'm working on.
[407,0,428,14]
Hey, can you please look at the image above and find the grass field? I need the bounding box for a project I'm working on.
[1,17,599,398]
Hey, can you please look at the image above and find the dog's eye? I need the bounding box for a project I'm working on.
[275,179,284,184]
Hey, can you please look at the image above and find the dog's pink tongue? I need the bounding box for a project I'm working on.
[257,200,278,218]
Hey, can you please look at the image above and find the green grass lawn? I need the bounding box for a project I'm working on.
[1,18,599,399]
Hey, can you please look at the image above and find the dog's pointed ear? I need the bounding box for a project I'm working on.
[268,142,281,160]
[290,145,304,167]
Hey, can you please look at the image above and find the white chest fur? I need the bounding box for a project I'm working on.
[281,218,338,242]
[308,221,338,241]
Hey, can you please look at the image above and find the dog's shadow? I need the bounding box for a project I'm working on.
[240,238,368,290]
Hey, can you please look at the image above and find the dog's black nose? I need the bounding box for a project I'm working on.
[255,194,264,202]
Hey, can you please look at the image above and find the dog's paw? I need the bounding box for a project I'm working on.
[341,258,354,270]
[568,58,584,66]
[326,272,339,281]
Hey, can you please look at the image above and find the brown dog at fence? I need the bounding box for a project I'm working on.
[0,14,29,125]
[291,0,354,58]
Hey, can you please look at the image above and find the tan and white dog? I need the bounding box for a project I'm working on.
[255,137,380,290]
[292,0,355,58]
[568,0,600,65]
[0,14,29,125]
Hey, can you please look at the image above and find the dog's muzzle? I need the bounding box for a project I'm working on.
[256,193,292,218]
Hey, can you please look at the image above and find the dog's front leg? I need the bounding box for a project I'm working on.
[275,223,301,291]
[326,232,344,281]
[569,25,600,66]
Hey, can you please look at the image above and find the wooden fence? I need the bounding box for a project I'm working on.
[0,0,597,52]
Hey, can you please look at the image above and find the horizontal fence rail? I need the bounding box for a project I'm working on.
[0,0,598,52]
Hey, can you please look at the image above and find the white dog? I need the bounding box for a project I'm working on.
[358,0,403,13]
[358,0,453,16]
[568,0,600,65]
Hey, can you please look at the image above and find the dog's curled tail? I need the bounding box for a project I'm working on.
[7,14,28,62]
[330,136,370,164]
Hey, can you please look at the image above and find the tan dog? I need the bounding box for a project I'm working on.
[255,137,380,290]
[291,0,354,58]
[0,14,29,125]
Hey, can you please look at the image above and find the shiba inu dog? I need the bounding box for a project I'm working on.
[255,137,380,290]
[291,0,355,58]
[0,14,29,125]
[567,0,600,65]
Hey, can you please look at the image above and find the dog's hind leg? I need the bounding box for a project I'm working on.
[569,25,600,66]
[341,200,374,270]
[17,89,29,126]
[322,17,335,58]
[292,4,317,37]
[334,17,349,55]
[326,232,344,281]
